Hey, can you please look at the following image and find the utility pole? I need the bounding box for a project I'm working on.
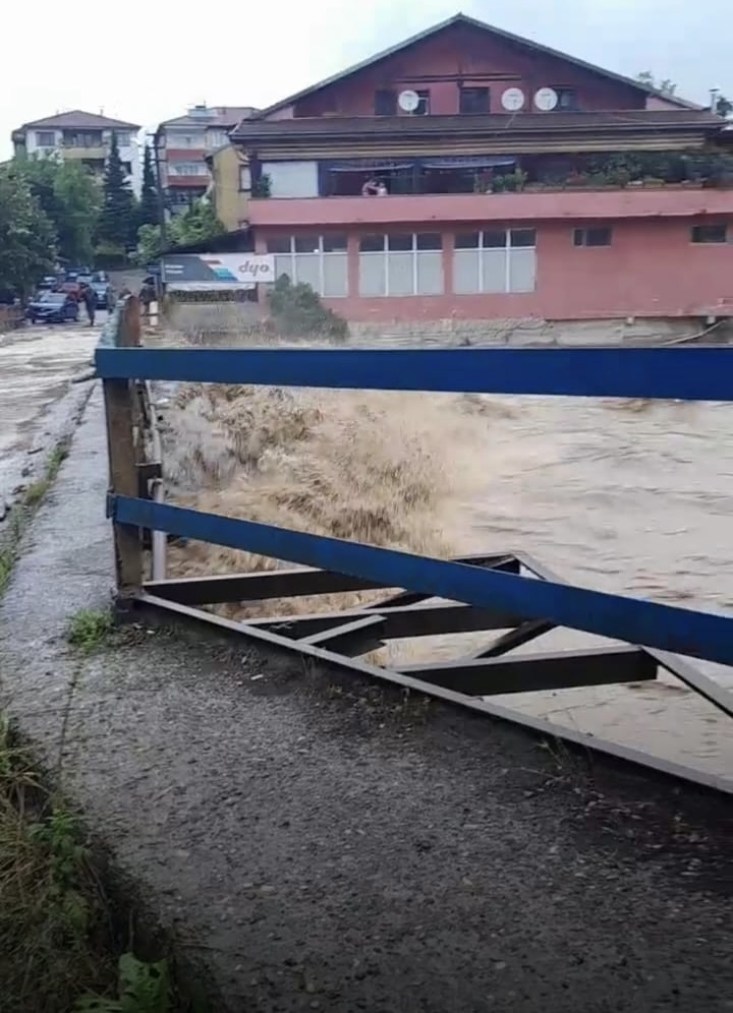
[151,127,168,247]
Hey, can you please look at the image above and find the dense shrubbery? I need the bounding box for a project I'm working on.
[267,275,348,340]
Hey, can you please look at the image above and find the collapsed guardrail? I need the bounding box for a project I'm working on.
[95,298,733,793]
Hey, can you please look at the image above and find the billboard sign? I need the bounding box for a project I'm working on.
[161,253,275,288]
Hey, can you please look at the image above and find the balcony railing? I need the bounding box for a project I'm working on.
[246,186,733,228]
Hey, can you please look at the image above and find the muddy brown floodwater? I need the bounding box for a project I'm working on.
[158,322,732,790]
[395,394,733,784]
[0,324,99,498]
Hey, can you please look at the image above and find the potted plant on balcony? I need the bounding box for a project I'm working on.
[252,173,272,198]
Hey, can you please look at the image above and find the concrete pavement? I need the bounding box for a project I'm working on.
[0,383,731,1012]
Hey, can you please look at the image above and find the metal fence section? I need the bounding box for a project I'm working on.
[95,299,733,793]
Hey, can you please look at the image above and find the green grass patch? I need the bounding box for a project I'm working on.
[47,443,69,479]
[0,717,176,1013]
[0,717,115,1012]
[24,478,51,506]
[0,437,71,599]
[67,609,115,654]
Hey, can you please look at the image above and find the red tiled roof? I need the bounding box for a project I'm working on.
[20,109,140,130]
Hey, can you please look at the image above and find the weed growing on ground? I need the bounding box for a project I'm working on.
[0,717,176,1013]
[0,512,23,597]
[67,609,115,654]
[47,443,69,478]
[0,437,71,598]
[24,478,51,506]
[74,952,171,1012]
[0,718,116,1012]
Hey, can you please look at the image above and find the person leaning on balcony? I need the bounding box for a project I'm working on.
[376,180,389,196]
[362,178,379,196]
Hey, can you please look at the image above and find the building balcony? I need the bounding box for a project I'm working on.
[63,145,108,160]
[246,186,733,229]
[167,176,209,186]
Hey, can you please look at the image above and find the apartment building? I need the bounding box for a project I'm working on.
[154,105,256,215]
[12,110,141,193]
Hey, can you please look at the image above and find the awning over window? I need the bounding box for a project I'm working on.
[329,159,414,172]
[421,156,516,170]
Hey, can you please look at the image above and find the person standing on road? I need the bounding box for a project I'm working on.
[80,283,96,326]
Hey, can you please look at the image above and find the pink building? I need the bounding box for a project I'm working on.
[231,14,733,326]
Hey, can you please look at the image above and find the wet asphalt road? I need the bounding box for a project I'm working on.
[0,320,100,504]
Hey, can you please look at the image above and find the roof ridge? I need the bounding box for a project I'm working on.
[253,12,700,120]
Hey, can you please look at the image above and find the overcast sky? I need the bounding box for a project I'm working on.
[1,0,728,157]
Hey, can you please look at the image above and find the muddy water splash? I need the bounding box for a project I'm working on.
[159,332,733,785]
[162,380,503,617]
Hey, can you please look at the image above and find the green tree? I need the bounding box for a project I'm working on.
[716,94,733,118]
[171,200,225,246]
[97,131,136,251]
[138,145,159,229]
[0,166,56,300]
[133,200,225,265]
[14,156,100,267]
[636,72,677,96]
[135,223,165,266]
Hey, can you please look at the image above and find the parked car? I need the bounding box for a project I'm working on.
[91,280,113,309]
[59,279,82,299]
[26,292,80,324]
[38,275,59,291]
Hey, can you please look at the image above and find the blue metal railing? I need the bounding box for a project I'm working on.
[96,345,733,401]
[95,343,733,667]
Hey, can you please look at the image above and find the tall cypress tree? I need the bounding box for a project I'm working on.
[138,145,159,229]
[98,131,136,249]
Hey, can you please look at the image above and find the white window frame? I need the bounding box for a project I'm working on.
[268,235,348,297]
[35,130,56,147]
[359,234,443,296]
[453,228,536,294]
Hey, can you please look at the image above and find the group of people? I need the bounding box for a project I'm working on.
[72,278,155,327]
[361,177,389,196]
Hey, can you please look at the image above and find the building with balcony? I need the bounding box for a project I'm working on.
[154,105,257,216]
[12,110,141,193]
[231,13,733,326]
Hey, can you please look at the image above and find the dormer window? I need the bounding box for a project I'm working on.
[414,90,431,116]
[375,90,397,116]
[460,87,490,114]
[556,88,578,110]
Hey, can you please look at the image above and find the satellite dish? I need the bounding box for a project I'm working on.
[398,89,420,113]
[501,87,526,112]
[534,87,559,111]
